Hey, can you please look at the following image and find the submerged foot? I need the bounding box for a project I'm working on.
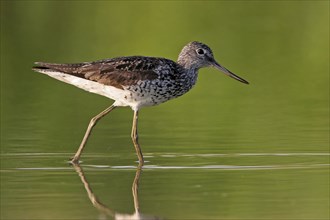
[70,156,80,164]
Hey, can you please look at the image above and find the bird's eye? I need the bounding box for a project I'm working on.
[196,48,205,55]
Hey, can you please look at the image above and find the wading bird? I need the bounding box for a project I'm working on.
[33,41,249,165]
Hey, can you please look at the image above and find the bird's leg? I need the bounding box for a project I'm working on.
[131,110,144,165]
[132,165,142,214]
[71,105,117,164]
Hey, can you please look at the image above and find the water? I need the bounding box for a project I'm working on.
[1,1,329,220]
[1,153,329,219]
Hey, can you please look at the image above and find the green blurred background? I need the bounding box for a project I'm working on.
[1,1,329,220]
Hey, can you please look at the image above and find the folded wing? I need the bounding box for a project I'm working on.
[33,56,162,89]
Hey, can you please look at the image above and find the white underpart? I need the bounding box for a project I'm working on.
[38,70,138,109]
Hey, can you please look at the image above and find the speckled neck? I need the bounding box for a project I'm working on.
[177,55,200,71]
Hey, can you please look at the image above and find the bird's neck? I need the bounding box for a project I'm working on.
[180,68,199,94]
[177,57,200,71]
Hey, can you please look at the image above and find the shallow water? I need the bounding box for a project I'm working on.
[1,1,329,220]
[1,153,329,219]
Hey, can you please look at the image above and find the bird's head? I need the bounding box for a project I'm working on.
[178,41,249,84]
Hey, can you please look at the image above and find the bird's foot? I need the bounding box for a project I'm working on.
[70,156,80,164]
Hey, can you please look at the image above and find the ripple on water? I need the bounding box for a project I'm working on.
[2,152,329,171]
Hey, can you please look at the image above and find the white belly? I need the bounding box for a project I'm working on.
[40,71,133,107]
[38,70,180,111]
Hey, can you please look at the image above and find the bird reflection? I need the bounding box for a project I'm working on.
[72,164,162,220]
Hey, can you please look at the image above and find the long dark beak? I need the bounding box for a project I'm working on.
[210,59,249,84]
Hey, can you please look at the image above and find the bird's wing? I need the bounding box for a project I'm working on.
[33,56,173,89]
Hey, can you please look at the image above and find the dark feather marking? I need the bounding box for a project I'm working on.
[33,57,162,89]
[135,62,143,69]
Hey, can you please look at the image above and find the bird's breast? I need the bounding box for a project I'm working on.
[121,68,198,109]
